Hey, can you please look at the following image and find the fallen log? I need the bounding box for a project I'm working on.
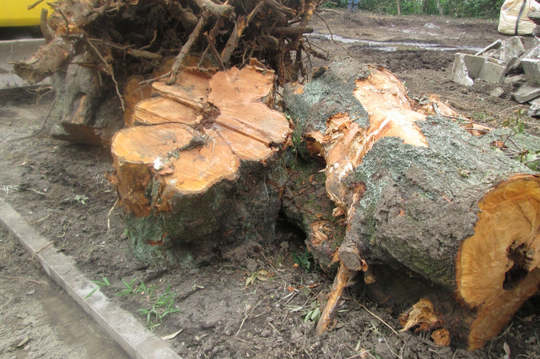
[110,65,292,266]
[284,58,540,350]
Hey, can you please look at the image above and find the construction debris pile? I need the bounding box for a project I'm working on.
[451,35,540,116]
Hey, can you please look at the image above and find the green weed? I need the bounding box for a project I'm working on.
[74,194,89,205]
[137,285,182,330]
[292,249,313,273]
[303,300,321,323]
[85,277,110,299]
[116,278,139,296]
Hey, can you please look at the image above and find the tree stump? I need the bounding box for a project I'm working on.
[110,65,291,266]
[284,58,540,349]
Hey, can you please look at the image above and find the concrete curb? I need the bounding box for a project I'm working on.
[0,199,183,359]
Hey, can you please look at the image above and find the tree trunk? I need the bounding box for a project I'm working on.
[110,65,292,266]
[283,59,540,350]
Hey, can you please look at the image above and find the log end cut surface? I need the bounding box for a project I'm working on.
[112,66,291,216]
[456,175,540,350]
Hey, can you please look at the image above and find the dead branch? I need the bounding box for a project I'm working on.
[316,263,351,335]
[246,1,266,25]
[192,0,235,19]
[203,33,225,70]
[221,15,247,67]
[28,0,45,10]
[174,3,199,31]
[264,0,296,19]
[168,11,209,84]
[40,9,54,43]
[127,48,162,61]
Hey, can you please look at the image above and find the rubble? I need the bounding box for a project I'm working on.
[450,36,540,113]
[529,98,540,116]
[490,87,505,98]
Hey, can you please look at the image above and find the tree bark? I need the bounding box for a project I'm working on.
[110,65,292,266]
[283,58,540,350]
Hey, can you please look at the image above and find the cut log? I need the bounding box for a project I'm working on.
[283,58,540,350]
[110,65,291,266]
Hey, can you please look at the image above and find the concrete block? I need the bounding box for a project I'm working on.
[514,83,540,103]
[522,59,540,84]
[463,54,486,79]
[451,53,474,87]
[475,39,502,56]
[504,74,526,86]
[499,37,525,62]
[478,60,507,84]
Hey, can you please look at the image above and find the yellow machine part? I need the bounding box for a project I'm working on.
[0,0,52,27]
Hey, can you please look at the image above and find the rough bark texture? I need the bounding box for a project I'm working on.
[49,53,124,145]
[283,58,540,350]
[110,66,292,267]
[281,156,346,270]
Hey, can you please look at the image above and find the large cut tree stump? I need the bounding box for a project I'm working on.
[284,58,540,350]
[110,65,291,266]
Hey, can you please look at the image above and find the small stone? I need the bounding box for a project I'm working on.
[280,241,289,250]
[504,74,526,86]
[489,87,505,98]
[289,242,298,252]
[423,23,440,29]
[529,98,540,117]
[266,317,274,322]
[188,268,199,275]
[261,329,271,337]
[529,336,537,344]
[120,232,128,240]
[26,289,35,296]
[246,259,258,272]
[514,83,540,103]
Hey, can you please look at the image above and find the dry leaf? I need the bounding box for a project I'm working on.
[161,329,183,340]
[400,298,441,332]
[503,342,511,358]
[431,329,450,347]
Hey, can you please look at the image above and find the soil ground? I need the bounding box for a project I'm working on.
[1,9,540,359]
[0,226,129,359]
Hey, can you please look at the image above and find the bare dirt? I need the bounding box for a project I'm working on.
[1,9,540,359]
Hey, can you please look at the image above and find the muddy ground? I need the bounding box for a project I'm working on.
[1,10,540,359]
